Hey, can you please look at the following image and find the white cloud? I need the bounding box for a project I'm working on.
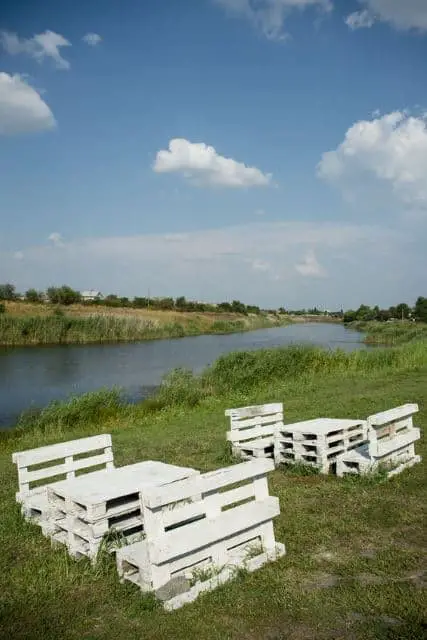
[214,0,332,40]
[1,221,414,308]
[255,208,266,216]
[317,111,427,210]
[1,30,71,69]
[345,1,427,32]
[0,73,56,135]
[13,251,24,260]
[48,232,64,247]
[346,9,375,30]
[82,33,102,46]
[251,259,271,272]
[295,249,327,277]
[153,138,272,187]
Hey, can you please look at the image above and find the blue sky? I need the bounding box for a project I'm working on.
[0,0,426,309]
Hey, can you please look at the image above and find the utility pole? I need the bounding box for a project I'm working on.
[148,287,150,309]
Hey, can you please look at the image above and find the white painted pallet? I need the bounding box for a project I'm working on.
[117,458,285,609]
[12,434,114,532]
[225,403,283,459]
[274,418,367,473]
[336,404,421,478]
[47,460,199,561]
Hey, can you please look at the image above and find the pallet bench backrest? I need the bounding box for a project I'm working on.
[225,403,283,446]
[12,434,114,502]
[367,403,419,458]
[140,458,278,588]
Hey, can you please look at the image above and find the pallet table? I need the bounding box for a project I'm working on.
[47,460,199,561]
[274,418,367,474]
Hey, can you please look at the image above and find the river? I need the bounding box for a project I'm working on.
[0,322,367,428]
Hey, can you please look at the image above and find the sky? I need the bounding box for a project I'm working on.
[0,0,426,310]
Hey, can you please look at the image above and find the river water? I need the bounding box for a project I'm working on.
[0,322,367,428]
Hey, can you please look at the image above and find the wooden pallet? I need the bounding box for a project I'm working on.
[274,418,367,473]
[225,403,283,460]
[117,458,284,609]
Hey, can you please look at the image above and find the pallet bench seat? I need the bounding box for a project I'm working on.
[336,404,421,478]
[225,403,284,459]
[274,418,367,474]
[12,434,114,534]
[117,458,285,610]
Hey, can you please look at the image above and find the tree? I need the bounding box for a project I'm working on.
[395,303,411,320]
[175,296,187,311]
[25,288,44,303]
[0,283,16,300]
[231,300,247,314]
[414,297,427,323]
[47,285,81,306]
[343,309,357,323]
[156,297,174,310]
[133,297,149,308]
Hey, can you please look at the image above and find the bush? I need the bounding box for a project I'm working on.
[0,303,5,314]
[156,368,208,407]
[16,389,124,432]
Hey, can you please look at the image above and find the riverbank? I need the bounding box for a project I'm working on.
[0,303,289,346]
[1,342,426,639]
[352,320,427,345]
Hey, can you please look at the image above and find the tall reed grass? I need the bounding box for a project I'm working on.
[0,313,281,346]
[353,321,427,345]
[9,339,427,433]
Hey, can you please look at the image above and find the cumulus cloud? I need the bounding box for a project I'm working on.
[153,138,272,187]
[0,30,71,69]
[214,0,332,40]
[82,33,102,46]
[317,111,427,210]
[48,232,64,247]
[345,1,427,32]
[295,249,327,277]
[0,73,56,135]
[1,221,415,309]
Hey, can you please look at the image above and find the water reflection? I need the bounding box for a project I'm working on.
[0,323,367,427]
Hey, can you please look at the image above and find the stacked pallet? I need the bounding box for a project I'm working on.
[336,404,421,478]
[46,461,199,562]
[48,492,144,560]
[274,418,367,474]
[117,458,285,610]
[225,403,283,459]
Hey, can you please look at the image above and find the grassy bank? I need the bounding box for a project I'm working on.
[352,321,427,345]
[0,305,287,346]
[1,342,426,639]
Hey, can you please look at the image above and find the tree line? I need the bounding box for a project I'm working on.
[0,284,263,315]
[343,299,427,324]
[1,283,426,322]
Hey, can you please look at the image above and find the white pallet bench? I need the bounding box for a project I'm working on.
[274,418,367,474]
[225,403,284,459]
[336,404,421,478]
[12,434,114,535]
[117,458,285,610]
[47,460,199,561]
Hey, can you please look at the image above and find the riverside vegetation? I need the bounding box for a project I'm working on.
[0,303,287,346]
[1,338,426,639]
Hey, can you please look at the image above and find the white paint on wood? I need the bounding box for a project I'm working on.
[117,458,284,607]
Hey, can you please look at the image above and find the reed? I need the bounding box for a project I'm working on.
[0,312,285,346]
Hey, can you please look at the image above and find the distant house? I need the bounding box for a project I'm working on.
[81,290,104,302]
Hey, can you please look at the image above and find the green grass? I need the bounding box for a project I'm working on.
[0,342,426,639]
[0,313,285,346]
[353,321,427,346]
